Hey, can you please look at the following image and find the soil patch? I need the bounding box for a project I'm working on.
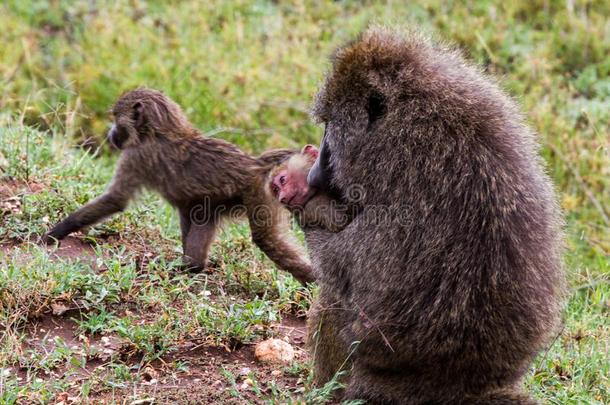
[48,236,97,260]
[0,236,96,262]
[0,177,45,198]
[17,312,309,404]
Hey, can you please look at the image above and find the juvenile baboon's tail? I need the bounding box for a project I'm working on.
[256,148,296,172]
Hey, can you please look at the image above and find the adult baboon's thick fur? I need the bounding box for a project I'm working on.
[303,28,564,403]
[46,88,314,284]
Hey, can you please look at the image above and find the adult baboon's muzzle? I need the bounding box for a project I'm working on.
[307,129,333,193]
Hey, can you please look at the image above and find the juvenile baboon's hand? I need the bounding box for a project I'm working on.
[43,220,73,245]
[42,231,61,246]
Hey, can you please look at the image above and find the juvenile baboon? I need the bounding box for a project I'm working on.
[45,88,315,284]
[269,144,353,232]
[292,28,565,403]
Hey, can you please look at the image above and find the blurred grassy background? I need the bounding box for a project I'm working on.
[1,1,608,255]
[0,0,608,403]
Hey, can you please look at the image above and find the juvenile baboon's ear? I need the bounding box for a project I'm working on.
[366,92,386,128]
[132,101,145,127]
[302,144,319,160]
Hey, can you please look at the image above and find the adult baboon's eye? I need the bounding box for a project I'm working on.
[279,175,287,185]
[366,92,386,127]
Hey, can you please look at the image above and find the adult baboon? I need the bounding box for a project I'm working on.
[285,28,564,403]
[45,88,314,284]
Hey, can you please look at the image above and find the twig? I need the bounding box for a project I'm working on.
[355,303,394,353]
[534,321,566,374]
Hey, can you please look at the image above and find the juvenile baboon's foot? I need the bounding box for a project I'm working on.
[180,256,209,274]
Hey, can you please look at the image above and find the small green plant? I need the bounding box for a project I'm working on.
[74,309,118,335]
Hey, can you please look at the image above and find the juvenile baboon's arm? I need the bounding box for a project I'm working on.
[45,158,141,242]
[245,194,316,285]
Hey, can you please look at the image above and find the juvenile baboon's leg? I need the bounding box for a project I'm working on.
[180,206,217,271]
[178,206,193,248]
[308,288,351,386]
[245,195,315,284]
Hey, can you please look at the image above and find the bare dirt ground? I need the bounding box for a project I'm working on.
[21,312,307,404]
[3,227,309,402]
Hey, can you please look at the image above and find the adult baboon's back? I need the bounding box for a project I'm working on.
[305,28,564,404]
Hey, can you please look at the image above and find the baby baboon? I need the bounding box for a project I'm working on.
[269,144,353,232]
[301,28,565,404]
[45,88,315,284]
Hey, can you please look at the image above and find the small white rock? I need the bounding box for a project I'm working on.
[254,338,295,364]
[238,367,251,376]
[51,302,69,316]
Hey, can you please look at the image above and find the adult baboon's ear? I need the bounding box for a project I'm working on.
[366,92,386,128]
[132,101,145,127]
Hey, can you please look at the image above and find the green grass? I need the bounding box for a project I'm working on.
[1,0,608,403]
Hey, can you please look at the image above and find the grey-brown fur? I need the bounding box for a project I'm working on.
[301,28,564,403]
[45,88,315,284]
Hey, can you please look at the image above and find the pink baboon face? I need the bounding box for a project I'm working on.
[271,145,319,208]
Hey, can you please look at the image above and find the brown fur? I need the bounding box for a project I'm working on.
[45,88,315,284]
[301,28,564,403]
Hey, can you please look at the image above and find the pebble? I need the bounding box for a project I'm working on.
[254,338,295,364]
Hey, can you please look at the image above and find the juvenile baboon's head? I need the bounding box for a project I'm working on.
[108,88,193,149]
[269,145,319,209]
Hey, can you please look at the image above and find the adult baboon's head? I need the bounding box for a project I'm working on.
[309,28,483,207]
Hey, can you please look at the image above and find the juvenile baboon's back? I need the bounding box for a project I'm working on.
[305,28,564,404]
